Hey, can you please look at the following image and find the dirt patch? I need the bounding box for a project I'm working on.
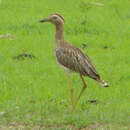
[103,46,115,50]
[13,53,36,60]
[81,21,87,25]
[0,123,129,130]
[81,43,88,49]
[86,99,99,104]
[0,33,13,40]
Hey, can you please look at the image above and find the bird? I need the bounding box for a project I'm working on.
[40,13,108,109]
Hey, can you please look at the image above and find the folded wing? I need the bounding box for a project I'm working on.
[55,46,100,81]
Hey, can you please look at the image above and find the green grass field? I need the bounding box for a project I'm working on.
[0,0,130,129]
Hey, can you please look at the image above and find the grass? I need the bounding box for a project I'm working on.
[0,0,130,129]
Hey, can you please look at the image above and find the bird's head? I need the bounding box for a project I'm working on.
[40,13,64,25]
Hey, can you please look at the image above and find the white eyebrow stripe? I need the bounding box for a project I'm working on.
[53,14,64,23]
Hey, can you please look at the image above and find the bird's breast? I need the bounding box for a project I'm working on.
[54,49,72,74]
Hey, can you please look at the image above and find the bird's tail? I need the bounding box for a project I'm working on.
[97,79,108,87]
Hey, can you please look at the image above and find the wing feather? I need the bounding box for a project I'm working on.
[55,46,100,80]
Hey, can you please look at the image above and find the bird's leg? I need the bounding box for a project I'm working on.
[66,74,74,109]
[74,75,87,108]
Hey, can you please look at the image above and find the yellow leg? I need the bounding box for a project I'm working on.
[74,75,87,108]
[66,74,74,109]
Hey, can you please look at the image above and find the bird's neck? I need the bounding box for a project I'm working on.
[55,23,64,40]
[55,22,68,48]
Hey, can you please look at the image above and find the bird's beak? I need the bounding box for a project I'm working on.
[40,18,50,23]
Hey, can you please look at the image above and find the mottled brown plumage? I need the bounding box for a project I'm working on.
[55,45,100,80]
[40,14,108,109]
